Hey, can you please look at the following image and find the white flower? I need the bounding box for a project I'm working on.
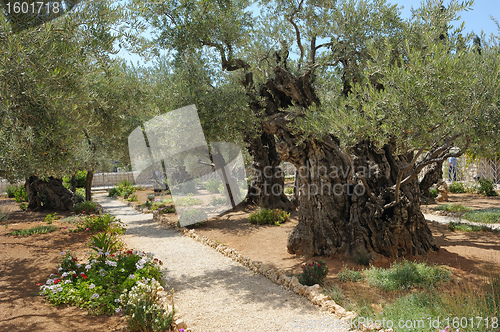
[76,263,82,268]
[129,274,135,279]
[85,264,92,270]
[89,283,95,289]
[61,272,69,278]
[64,280,71,284]
[105,260,117,267]
[92,293,99,299]
[114,298,120,303]
[58,267,63,272]
[60,251,66,255]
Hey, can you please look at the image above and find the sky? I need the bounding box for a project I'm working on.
[117,0,500,67]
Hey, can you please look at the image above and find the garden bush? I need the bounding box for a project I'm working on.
[428,187,438,198]
[477,178,498,196]
[12,185,28,203]
[6,184,19,198]
[73,214,125,234]
[448,181,465,193]
[74,188,86,203]
[108,187,122,198]
[248,208,290,226]
[298,260,329,286]
[73,200,98,214]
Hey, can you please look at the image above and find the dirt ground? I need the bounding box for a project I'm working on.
[0,198,126,332]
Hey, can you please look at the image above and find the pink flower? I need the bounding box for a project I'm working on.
[85,228,89,231]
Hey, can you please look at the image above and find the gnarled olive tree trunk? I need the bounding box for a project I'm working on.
[25,176,74,211]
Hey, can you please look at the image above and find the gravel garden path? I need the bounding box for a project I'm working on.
[95,194,349,332]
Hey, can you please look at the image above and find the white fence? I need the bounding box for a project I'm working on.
[443,156,499,184]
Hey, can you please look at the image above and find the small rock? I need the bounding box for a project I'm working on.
[174,318,187,330]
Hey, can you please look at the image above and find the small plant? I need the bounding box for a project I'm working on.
[108,187,122,197]
[120,277,175,332]
[88,232,123,261]
[433,204,472,212]
[74,187,86,203]
[298,260,329,286]
[337,267,364,282]
[210,196,226,206]
[73,214,125,234]
[284,186,294,195]
[7,225,58,236]
[248,208,290,226]
[178,209,208,226]
[353,250,371,266]
[178,194,204,206]
[147,194,156,201]
[121,186,136,199]
[477,178,498,196]
[44,212,58,224]
[6,184,19,198]
[428,187,438,198]
[19,202,28,211]
[13,185,28,203]
[73,201,98,214]
[204,179,222,194]
[158,206,176,214]
[448,181,465,193]
[126,194,138,202]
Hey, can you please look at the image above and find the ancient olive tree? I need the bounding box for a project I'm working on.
[134,0,497,258]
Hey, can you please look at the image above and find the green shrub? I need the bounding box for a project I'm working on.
[6,185,19,198]
[88,232,123,260]
[462,208,500,224]
[126,194,138,202]
[178,209,208,226]
[108,187,122,198]
[44,212,58,224]
[448,181,465,193]
[74,188,86,203]
[338,267,364,282]
[117,179,133,188]
[7,225,58,236]
[248,208,290,226]
[204,179,222,194]
[365,259,451,291]
[74,171,87,188]
[477,178,498,196]
[147,194,156,201]
[19,202,28,211]
[73,201,98,214]
[428,187,438,198]
[284,186,294,195]
[73,214,124,234]
[433,204,472,212]
[158,206,176,214]
[13,185,28,203]
[298,260,329,286]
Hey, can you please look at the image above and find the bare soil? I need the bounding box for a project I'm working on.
[0,197,126,331]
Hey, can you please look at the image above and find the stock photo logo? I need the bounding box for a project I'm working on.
[128,105,248,227]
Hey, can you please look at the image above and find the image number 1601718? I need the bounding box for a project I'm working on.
[6,2,60,15]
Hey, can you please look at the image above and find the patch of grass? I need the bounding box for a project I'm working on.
[7,225,58,236]
[433,204,472,212]
[338,267,364,282]
[372,274,500,332]
[462,208,500,224]
[429,187,438,198]
[365,259,451,291]
[448,221,497,233]
[477,178,498,196]
[248,208,290,226]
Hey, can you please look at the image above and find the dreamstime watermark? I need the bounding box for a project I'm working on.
[248,164,373,199]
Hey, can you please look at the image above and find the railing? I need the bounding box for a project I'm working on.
[443,156,499,184]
